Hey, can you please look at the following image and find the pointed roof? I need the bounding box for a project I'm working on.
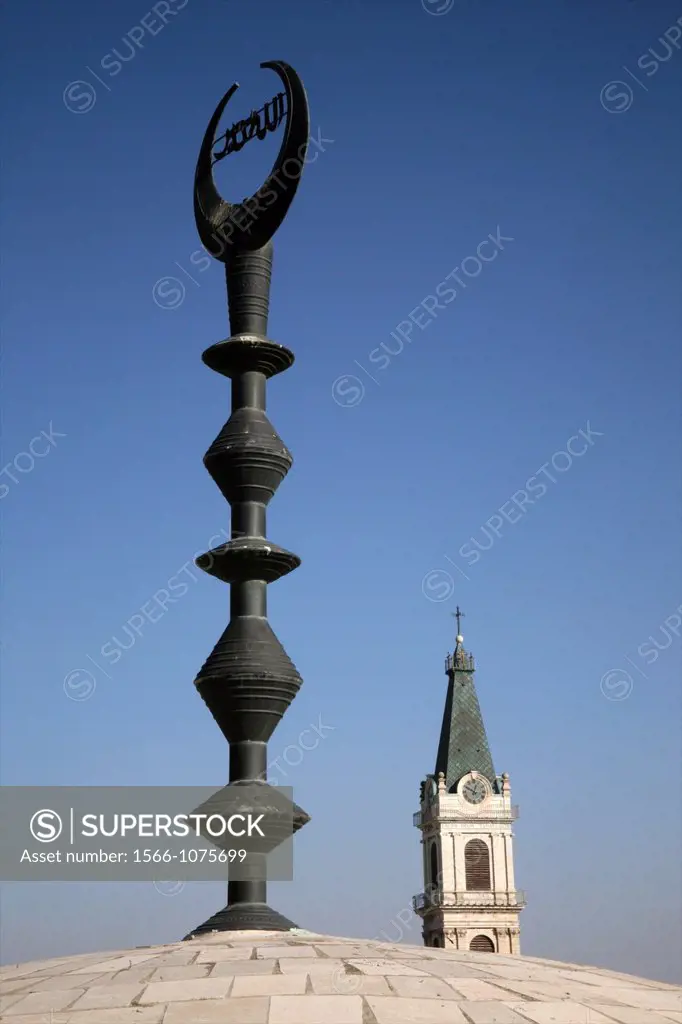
[435,634,496,792]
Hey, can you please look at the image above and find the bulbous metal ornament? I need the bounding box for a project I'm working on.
[194,60,310,260]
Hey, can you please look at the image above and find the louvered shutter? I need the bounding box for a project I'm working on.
[464,839,491,890]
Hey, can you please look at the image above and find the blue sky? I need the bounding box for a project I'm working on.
[1,0,681,983]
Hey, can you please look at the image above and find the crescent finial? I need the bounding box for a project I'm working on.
[194,61,310,260]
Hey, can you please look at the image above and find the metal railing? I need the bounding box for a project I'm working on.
[444,804,520,821]
[445,651,476,673]
[413,890,526,913]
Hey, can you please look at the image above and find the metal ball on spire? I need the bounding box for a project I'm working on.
[452,606,465,647]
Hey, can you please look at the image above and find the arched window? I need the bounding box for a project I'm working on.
[464,839,491,890]
[469,934,495,952]
[429,841,439,890]
[432,935,442,947]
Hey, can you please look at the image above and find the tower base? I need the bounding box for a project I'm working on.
[183,902,299,940]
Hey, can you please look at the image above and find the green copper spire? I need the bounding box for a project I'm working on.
[435,614,496,792]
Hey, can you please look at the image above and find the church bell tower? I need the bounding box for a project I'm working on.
[413,610,525,952]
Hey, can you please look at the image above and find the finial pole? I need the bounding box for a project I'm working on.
[184,60,311,940]
[453,606,465,642]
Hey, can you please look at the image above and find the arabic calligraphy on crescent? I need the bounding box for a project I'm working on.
[212,92,287,164]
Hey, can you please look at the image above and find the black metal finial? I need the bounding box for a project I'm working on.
[184,61,311,939]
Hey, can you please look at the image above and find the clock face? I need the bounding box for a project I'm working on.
[462,778,487,804]
[427,778,438,802]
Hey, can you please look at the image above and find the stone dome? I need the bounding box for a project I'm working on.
[1,929,680,1023]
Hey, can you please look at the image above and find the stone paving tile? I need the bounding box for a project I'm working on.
[0,1016,70,1024]
[10,972,114,994]
[196,946,254,963]
[0,979,41,997]
[0,992,27,1014]
[459,1003,536,1023]
[599,990,682,1011]
[138,975,233,1004]
[496,980,603,1001]
[162,995,269,1022]
[142,950,198,966]
[310,972,392,996]
[3,988,83,1016]
[416,960,493,979]
[347,958,430,976]
[563,984,632,1003]
[0,1010,164,1024]
[0,967,71,986]
[0,963,48,979]
[209,959,277,977]
[277,957,345,974]
[255,944,318,959]
[268,994,363,1023]
[229,973,307,997]
[512,955,593,968]
[523,962,665,988]
[105,964,160,987]
[69,956,156,975]
[507,1002,630,1024]
[51,964,114,982]
[366,995,470,1022]
[476,965,577,983]
[386,975,463,999]
[445,978,524,1000]
[68,983,145,1010]
[554,969,657,989]
[305,937,373,945]
[371,946,434,958]
[0,960,79,980]
[587,1004,677,1023]
[310,945,356,958]
[595,971,677,989]
[146,964,210,982]
[304,944,383,959]
[419,952,476,964]
[66,1008,166,1023]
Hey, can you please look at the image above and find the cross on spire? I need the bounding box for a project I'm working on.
[452,606,465,639]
